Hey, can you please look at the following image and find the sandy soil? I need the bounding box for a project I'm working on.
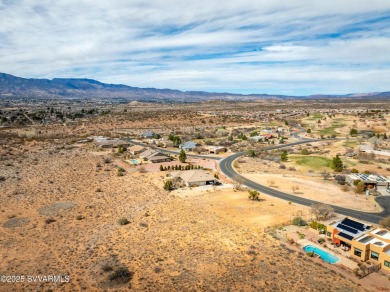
[242,173,380,212]
[0,142,364,291]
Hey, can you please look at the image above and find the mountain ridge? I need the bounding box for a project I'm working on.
[1,72,389,101]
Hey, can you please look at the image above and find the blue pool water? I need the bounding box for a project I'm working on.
[129,159,139,165]
[302,245,339,264]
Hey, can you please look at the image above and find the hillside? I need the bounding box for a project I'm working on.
[0,72,389,102]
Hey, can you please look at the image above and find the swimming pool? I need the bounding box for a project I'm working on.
[302,245,339,264]
[129,159,139,165]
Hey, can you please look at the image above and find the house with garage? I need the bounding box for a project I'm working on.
[127,145,147,155]
[169,170,216,187]
[139,148,171,163]
[205,146,227,154]
[179,141,201,151]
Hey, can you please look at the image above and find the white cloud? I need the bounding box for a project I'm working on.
[0,0,389,94]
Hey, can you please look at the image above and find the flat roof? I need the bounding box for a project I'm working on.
[348,173,390,183]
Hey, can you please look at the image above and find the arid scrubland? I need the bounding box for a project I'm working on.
[1,100,390,291]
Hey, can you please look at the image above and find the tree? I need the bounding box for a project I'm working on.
[330,155,343,172]
[159,165,164,171]
[311,203,334,220]
[248,190,260,200]
[355,181,365,193]
[280,150,288,162]
[179,149,187,163]
[349,128,358,136]
[247,150,256,157]
[307,128,311,133]
[284,120,288,125]
[379,215,390,229]
[168,133,174,141]
[173,135,181,147]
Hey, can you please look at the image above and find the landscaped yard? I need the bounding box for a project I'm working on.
[289,155,332,170]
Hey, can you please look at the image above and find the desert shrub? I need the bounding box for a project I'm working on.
[379,215,390,228]
[45,218,56,224]
[301,148,309,155]
[138,166,147,173]
[279,164,286,169]
[248,190,260,200]
[288,166,296,171]
[310,221,326,231]
[164,180,174,191]
[76,215,85,220]
[108,266,133,284]
[351,168,359,173]
[293,216,307,226]
[118,217,129,225]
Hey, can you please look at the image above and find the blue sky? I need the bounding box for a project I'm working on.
[0,0,390,95]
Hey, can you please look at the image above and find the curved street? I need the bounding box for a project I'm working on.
[219,144,389,224]
[122,137,389,223]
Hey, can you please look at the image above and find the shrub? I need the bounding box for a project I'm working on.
[301,148,309,155]
[379,215,390,228]
[101,264,113,272]
[108,266,133,284]
[248,190,260,200]
[351,168,359,173]
[76,215,85,220]
[164,180,174,191]
[45,218,56,224]
[293,216,307,226]
[118,217,129,225]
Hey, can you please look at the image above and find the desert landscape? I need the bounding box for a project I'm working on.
[1,98,390,291]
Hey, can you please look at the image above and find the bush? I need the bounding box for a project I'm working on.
[45,218,56,224]
[379,215,390,228]
[293,216,307,226]
[301,148,309,155]
[108,266,133,284]
[76,215,85,220]
[164,180,174,191]
[310,221,326,231]
[248,190,260,200]
[351,168,359,173]
[118,217,129,225]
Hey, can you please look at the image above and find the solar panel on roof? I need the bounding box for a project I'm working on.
[342,218,365,231]
[337,223,358,234]
[338,232,353,241]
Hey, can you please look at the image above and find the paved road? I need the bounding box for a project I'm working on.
[219,149,388,224]
[122,137,388,223]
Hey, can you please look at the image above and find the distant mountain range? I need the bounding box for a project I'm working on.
[0,72,389,102]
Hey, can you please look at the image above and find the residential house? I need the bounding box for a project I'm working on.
[169,170,216,187]
[346,174,390,190]
[140,131,154,139]
[127,145,146,155]
[206,146,227,154]
[248,135,265,142]
[139,148,171,163]
[179,141,201,151]
[326,217,390,273]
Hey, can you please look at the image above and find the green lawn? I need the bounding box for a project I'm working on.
[318,119,347,136]
[289,155,332,169]
[343,140,359,147]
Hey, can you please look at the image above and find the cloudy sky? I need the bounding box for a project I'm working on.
[1,0,390,95]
